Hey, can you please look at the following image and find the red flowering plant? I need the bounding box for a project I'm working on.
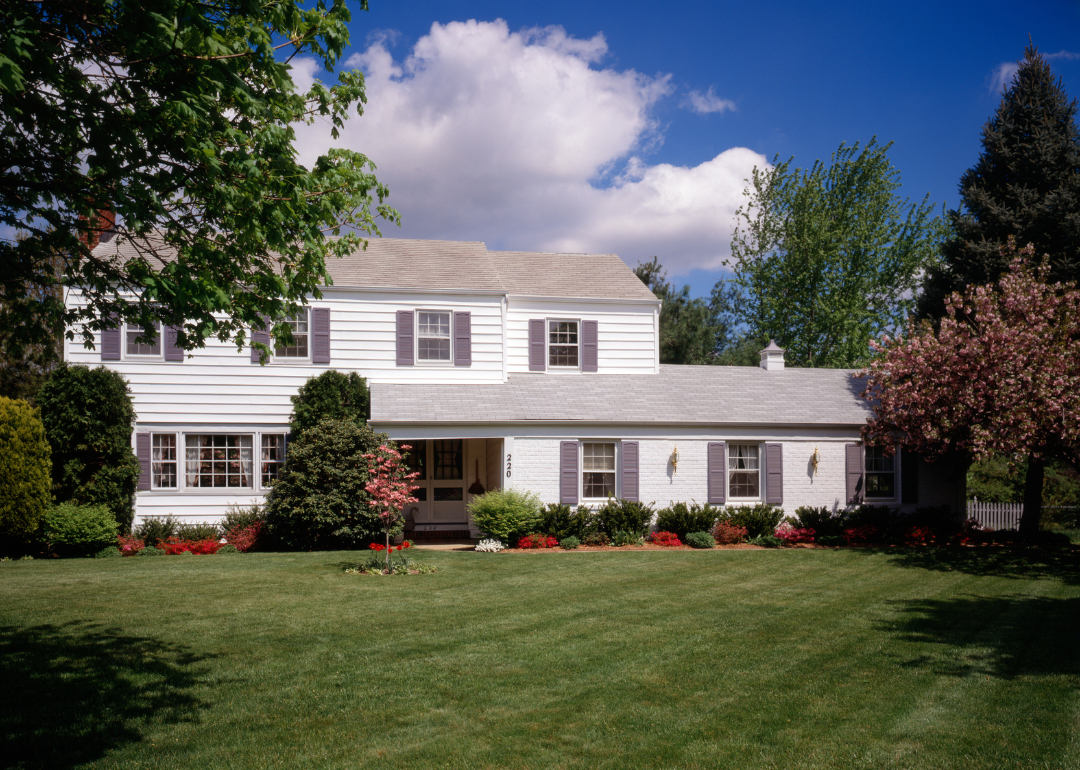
[711,522,748,545]
[774,522,816,545]
[649,531,682,547]
[904,526,935,545]
[517,533,558,549]
[161,537,222,555]
[225,520,264,553]
[843,526,879,546]
[363,444,419,574]
[117,534,145,556]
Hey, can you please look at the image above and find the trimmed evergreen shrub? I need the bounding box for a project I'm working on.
[559,536,581,550]
[95,546,122,558]
[792,506,846,538]
[36,363,139,531]
[136,546,165,557]
[596,498,653,536]
[846,505,905,539]
[216,544,239,555]
[290,370,370,435]
[467,488,543,545]
[539,503,599,541]
[174,521,222,541]
[221,503,263,533]
[719,504,784,539]
[655,502,720,540]
[133,515,179,547]
[685,531,715,549]
[0,396,52,543]
[42,502,118,557]
[748,533,784,548]
[264,417,395,549]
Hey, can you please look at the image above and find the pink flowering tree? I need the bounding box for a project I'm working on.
[861,240,1080,535]
[363,443,419,573]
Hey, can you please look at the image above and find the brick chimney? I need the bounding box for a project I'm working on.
[759,340,785,371]
[79,206,116,250]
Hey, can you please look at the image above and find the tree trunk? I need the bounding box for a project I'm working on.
[1019,454,1044,538]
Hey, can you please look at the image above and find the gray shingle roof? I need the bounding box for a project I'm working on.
[370,365,873,427]
[91,235,657,301]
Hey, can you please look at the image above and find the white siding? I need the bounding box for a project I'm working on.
[506,298,658,375]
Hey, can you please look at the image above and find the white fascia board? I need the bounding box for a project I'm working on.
[369,422,867,441]
[317,285,508,297]
[507,294,662,307]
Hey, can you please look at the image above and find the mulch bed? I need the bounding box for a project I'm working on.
[498,542,825,553]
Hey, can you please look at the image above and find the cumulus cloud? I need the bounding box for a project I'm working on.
[682,86,736,115]
[291,19,765,275]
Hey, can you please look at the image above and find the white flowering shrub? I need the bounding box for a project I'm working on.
[475,538,505,553]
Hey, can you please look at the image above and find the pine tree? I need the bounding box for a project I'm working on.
[918,44,1080,319]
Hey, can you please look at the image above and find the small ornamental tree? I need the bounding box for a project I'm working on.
[862,241,1080,535]
[362,444,419,573]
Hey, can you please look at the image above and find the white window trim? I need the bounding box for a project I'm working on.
[547,317,582,372]
[270,309,311,364]
[150,431,180,490]
[139,431,286,494]
[727,441,764,503]
[415,308,454,366]
[580,440,618,502]
[864,446,900,502]
[124,321,163,360]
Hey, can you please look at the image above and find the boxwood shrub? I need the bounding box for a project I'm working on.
[719,504,784,539]
[42,502,119,557]
[655,502,720,540]
[467,488,543,544]
[685,531,716,549]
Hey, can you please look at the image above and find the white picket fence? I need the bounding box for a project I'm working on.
[966,501,1023,531]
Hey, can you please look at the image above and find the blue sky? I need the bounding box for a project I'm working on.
[292,0,1080,298]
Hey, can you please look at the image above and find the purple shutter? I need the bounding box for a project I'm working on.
[311,307,330,364]
[529,319,546,371]
[707,441,726,505]
[581,320,598,372]
[136,433,151,490]
[560,441,579,505]
[164,325,184,362]
[901,446,919,505]
[396,310,414,366]
[765,443,783,505]
[454,311,472,367]
[846,444,863,505]
[621,441,639,502]
[250,317,270,363]
[101,317,121,361]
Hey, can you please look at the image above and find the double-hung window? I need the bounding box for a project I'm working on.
[184,435,253,488]
[582,442,616,499]
[126,323,161,357]
[549,320,579,368]
[261,434,286,485]
[864,446,896,499]
[275,312,309,359]
[728,444,760,499]
[152,434,177,488]
[417,311,452,362]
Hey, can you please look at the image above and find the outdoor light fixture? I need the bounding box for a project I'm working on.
[811,447,820,476]
[671,445,680,474]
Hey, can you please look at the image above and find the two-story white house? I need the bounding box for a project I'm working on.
[70,236,966,537]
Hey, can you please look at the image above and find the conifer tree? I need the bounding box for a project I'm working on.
[918,44,1080,319]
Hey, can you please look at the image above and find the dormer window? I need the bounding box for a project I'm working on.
[417,311,452,362]
[549,320,579,368]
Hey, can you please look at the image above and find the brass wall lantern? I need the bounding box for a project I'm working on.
[811,447,820,476]
[670,445,679,474]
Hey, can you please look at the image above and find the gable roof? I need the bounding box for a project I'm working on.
[91,235,657,302]
[370,365,873,427]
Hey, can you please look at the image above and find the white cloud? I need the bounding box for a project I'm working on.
[989,49,1080,94]
[291,19,765,275]
[683,86,736,115]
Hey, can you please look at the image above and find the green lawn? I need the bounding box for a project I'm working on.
[1,546,1078,770]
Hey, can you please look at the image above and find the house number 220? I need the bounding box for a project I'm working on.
[505,454,512,478]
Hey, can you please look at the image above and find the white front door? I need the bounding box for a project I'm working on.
[403,440,466,525]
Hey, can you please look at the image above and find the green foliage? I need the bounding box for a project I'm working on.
[610,530,645,547]
[133,516,178,547]
[967,455,1080,508]
[264,418,392,550]
[655,502,720,540]
[582,532,610,547]
[539,503,599,541]
[719,504,784,539]
[748,534,784,548]
[221,503,264,534]
[36,363,139,530]
[846,505,905,535]
[217,544,240,555]
[41,502,118,557]
[0,0,399,360]
[136,546,164,557]
[729,137,946,368]
[792,506,846,538]
[559,536,581,550]
[685,531,716,549]
[0,396,51,541]
[467,488,543,545]
[290,371,371,435]
[596,498,654,536]
[920,45,1080,319]
[174,522,223,541]
[95,546,122,559]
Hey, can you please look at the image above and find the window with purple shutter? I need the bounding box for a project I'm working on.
[845,444,863,505]
[560,441,579,505]
[101,317,121,361]
[136,433,151,490]
[621,441,639,502]
[454,311,472,367]
[529,319,546,371]
[396,310,414,366]
[164,326,184,362]
[765,443,783,505]
[581,320,598,372]
[707,441,726,504]
[311,307,331,364]
[250,317,270,363]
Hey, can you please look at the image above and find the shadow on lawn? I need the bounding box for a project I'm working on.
[879,545,1080,585]
[0,621,215,770]
[878,594,1080,681]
